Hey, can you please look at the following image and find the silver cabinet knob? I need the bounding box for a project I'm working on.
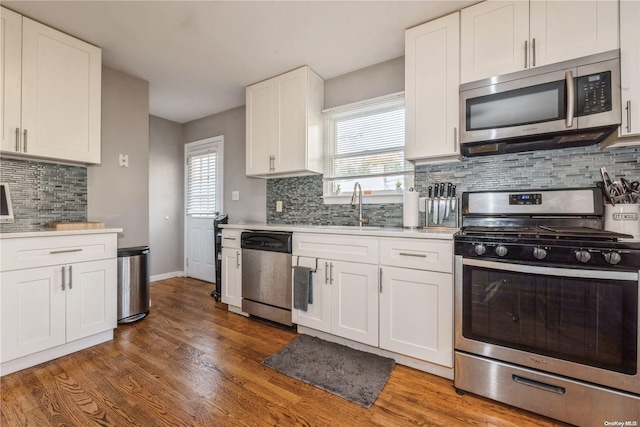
[575,250,592,263]
[604,252,621,265]
[495,245,508,257]
[533,247,547,260]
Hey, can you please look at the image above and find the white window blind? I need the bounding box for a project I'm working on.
[323,92,413,196]
[186,150,219,217]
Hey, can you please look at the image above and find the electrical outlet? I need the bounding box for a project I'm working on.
[276,200,283,212]
[118,153,129,167]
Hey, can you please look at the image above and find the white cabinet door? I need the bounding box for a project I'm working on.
[21,17,102,164]
[379,266,453,367]
[461,0,529,83]
[1,266,66,363]
[330,261,379,347]
[66,259,117,343]
[221,247,242,308]
[529,0,618,68]
[620,0,640,139]
[0,7,22,154]
[292,256,331,333]
[405,12,460,163]
[246,81,273,175]
[276,68,307,173]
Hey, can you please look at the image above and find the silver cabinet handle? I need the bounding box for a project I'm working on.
[325,262,329,284]
[565,71,575,128]
[15,128,20,152]
[379,267,383,293]
[453,127,458,150]
[329,262,334,285]
[626,100,632,133]
[269,155,276,172]
[531,38,536,67]
[50,248,83,255]
[524,40,528,69]
[236,251,240,268]
[223,237,236,241]
[399,252,427,258]
[23,129,27,152]
[62,266,66,290]
[68,265,73,289]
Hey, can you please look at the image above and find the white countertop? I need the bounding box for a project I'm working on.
[220,223,457,240]
[0,228,123,239]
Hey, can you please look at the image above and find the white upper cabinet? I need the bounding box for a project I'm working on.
[618,0,640,141]
[0,8,102,164]
[461,0,619,84]
[246,66,324,178]
[405,12,461,164]
[0,8,22,154]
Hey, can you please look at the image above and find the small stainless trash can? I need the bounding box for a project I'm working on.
[117,246,150,323]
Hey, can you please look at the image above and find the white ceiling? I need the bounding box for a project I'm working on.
[4,0,477,124]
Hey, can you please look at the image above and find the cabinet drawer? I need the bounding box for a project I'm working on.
[380,238,453,273]
[221,229,243,249]
[0,234,117,271]
[293,233,379,264]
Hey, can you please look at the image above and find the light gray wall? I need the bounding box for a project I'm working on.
[182,106,267,224]
[88,66,150,248]
[149,115,184,277]
[324,56,405,109]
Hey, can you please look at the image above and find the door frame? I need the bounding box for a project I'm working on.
[183,135,224,277]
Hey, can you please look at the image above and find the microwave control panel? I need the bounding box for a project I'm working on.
[576,71,612,116]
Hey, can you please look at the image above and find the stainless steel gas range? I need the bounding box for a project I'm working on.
[454,188,640,426]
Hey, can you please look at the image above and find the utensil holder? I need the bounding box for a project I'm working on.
[604,204,640,241]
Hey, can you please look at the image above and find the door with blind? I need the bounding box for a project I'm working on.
[185,136,223,283]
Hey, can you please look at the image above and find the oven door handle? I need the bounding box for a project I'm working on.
[462,258,638,281]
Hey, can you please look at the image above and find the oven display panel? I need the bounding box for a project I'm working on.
[509,193,542,205]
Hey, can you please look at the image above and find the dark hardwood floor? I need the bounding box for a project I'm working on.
[1,277,570,426]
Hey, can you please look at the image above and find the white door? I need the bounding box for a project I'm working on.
[245,82,273,175]
[379,266,453,367]
[66,259,117,342]
[292,256,331,333]
[0,7,22,154]
[529,0,618,68]
[275,68,306,173]
[185,136,224,282]
[0,267,66,363]
[221,247,242,308]
[330,261,379,347]
[460,0,529,83]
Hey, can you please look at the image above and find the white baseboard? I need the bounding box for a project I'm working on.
[150,271,184,282]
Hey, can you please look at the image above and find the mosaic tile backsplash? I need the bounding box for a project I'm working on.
[267,144,640,227]
[0,158,87,232]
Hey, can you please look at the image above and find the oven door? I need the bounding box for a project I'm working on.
[454,256,639,394]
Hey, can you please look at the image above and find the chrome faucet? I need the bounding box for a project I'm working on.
[350,182,369,227]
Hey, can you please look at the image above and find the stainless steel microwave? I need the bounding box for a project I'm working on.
[459,50,621,157]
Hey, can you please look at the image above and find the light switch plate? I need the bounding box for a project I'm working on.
[276,201,283,212]
[232,191,240,201]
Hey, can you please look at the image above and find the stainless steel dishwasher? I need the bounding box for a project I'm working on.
[241,231,293,326]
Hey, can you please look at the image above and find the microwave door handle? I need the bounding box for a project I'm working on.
[565,70,575,128]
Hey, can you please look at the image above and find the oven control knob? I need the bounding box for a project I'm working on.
[474,244,487,256]
[533,247,547,260]
[575,250,592,263]
[604,251,622,265]
[495,245,508,257]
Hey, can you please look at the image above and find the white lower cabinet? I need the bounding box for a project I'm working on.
[379,266,452,367]
[293,233,454,370]
[330,261,379,347]
[1,259,116,363]
[0,231,118,374]
[221,247,242,308]
[293,257,379,347]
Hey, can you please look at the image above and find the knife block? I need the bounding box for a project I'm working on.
[423,197,460,229]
